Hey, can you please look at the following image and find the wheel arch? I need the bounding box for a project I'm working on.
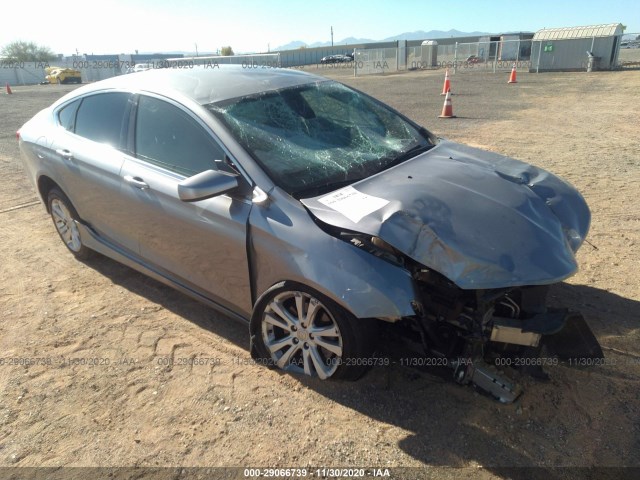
[248,279,379,380]
[249,243,419,321]
[37,175,61,213]
[248,199,420,325]
[249,277,383,332]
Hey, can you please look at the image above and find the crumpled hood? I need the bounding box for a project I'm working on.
[300,140,590,289]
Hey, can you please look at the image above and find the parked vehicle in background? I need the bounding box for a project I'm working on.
[125,63,153,74]
[465,55,483,64]
[320,54,353,64]
[45,67,82,84]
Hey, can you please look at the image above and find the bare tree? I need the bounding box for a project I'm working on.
[1,41,56,62]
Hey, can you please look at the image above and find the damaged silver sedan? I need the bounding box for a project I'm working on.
[18,66,602,402]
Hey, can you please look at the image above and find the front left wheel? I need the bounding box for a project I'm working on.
[47,188,92,260]
[251,282,378,381]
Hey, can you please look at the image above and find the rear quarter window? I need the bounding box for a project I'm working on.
[57,99,81,132]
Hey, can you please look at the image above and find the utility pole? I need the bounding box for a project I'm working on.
[331,26,334,47]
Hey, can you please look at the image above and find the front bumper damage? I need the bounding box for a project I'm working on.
[452,311,603,403]
[409,282,604,403]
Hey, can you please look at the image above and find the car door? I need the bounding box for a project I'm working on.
[51,92,139,253]
[119,94,253,317]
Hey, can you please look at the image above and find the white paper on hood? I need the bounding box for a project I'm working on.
[317,186,389,223]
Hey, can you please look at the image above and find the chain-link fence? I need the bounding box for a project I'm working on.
[3,37,636,85]
[0,53,283,85]
[443,40,532,73]
[354,35,639,76]
[616,33,640,69]
[355,39,532,76]
[0,62,49,85]
[407,45,438,70]
[354,48,398,75]
[166,53,281,69]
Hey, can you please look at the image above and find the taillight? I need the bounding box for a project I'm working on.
[16,130,20,141]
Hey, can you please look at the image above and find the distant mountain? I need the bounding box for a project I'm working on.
[382,29,490,41]
[319,36,377,46]
[273,40,309,51]
[274,37,375,50]
[274,29,491,51]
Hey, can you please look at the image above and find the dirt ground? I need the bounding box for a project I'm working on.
[0,67,639,479]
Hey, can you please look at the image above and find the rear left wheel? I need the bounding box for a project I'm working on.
[47,188,91,260]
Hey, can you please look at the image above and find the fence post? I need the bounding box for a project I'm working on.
[454,42,458,74]
[354,49,357,77]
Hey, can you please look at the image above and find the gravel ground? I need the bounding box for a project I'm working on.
[0,68,639,480]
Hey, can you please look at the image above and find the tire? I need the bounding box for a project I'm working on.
[251,281,378,381]
[47,188,92,260]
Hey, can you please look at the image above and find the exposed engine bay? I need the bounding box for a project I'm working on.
[345,232,604,403]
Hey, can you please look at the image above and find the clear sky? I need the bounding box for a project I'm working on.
[2,0,638,55]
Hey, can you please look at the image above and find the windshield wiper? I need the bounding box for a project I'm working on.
[378,143,434,173]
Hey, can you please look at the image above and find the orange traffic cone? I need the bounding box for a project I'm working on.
[5,83,12,94]
[441,68,451,95]
[508,64,517,83]
[438,90,456,118]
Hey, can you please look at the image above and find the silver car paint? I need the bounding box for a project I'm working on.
[19,67,420,321]
[21,110,139,253]
[119,155,254,316]
[248,187,418,320]
[54,132,138,252]
[21,67,590,319]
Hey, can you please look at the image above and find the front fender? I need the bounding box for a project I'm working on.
[248,196,418,320]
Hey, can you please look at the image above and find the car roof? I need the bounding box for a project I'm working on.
[54,65,328,106]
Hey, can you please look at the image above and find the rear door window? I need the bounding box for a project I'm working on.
[74,92,130,148]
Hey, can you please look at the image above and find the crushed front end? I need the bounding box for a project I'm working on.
[301,140,603,402]
[403,266,603,403]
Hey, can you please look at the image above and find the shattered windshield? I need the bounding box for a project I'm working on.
[206,81,433,198]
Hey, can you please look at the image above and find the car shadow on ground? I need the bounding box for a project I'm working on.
[83,254,639,478]
[82,253,251,348]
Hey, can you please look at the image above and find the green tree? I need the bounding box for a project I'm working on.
[220,46,234,56]
[1,41,56,62]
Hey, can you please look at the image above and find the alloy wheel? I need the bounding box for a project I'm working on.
[261,291,343,379]
[50,198,82,253]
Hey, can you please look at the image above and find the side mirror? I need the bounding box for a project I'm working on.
[178,169,239,202]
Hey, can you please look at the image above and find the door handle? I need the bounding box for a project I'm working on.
[55,149,73,160]
[124,175,149,190]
